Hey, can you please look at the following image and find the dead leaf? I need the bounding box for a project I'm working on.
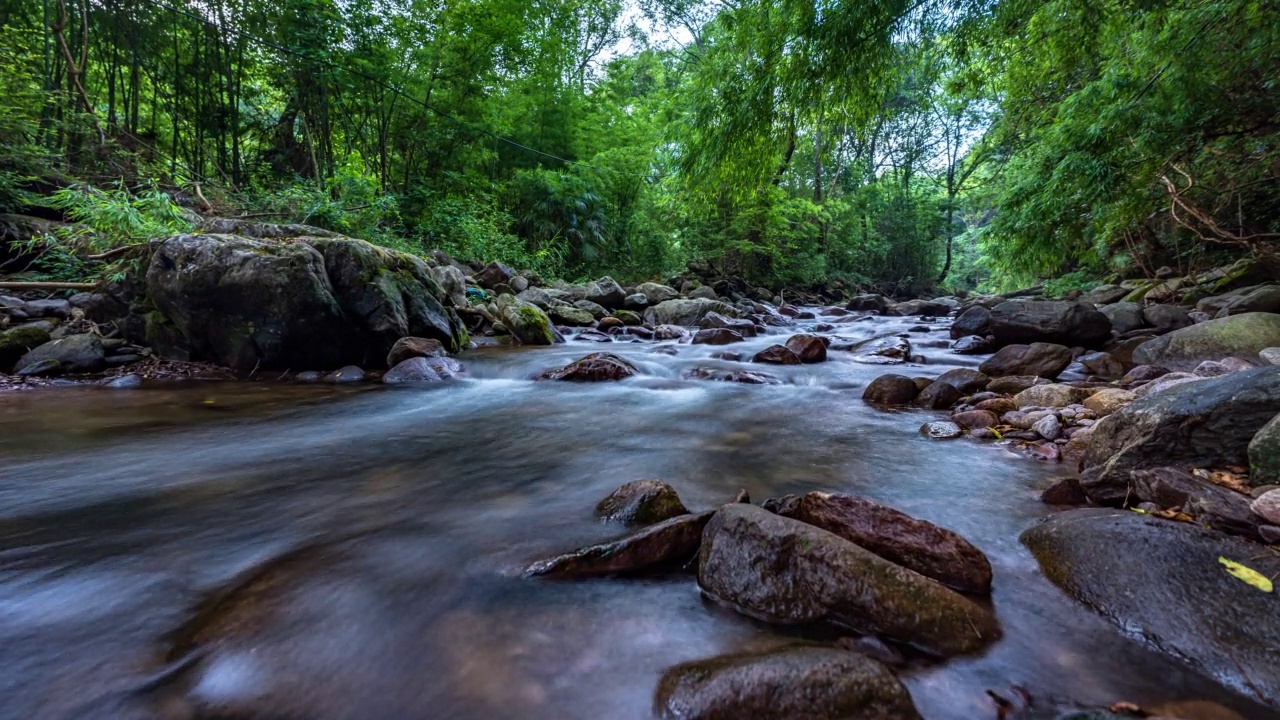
[1220,557,1274,593]
[1107,701,1143,714]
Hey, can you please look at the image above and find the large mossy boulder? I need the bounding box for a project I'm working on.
[0,324,52,372]
[988,300,1112,347]
[13,334,105,374]
[697,504,999,657]
[146,233,467,370]
[1079,367,1280,504]
[645,298,741,327]
[1132,313,1280,372]
[495,294,558,345]
[654,646,921,720]
[1022,509,1280,706]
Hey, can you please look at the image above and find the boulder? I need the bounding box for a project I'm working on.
[382,355,464,384]
[474,261,515,290]
[526,511,713,578]
[546,304,595,327]
[1121,365,1171,384]
[763,492,992,594]
[1032,414,1062,440]
[697,505,1000,656]
[1022,509,1280,703]
[430,264,469,308]
[1080,368,1280,504]
[987,375,1051,395]
[0,324,52,371]
[863,375,919,406]
[1133,313,1280,371]
[685,367,781,384]
[1252,489,1280,525]
[988,301,1112,347]
[1082,388,1136,417]
[1041,477,1088,506]
[979,343,1073,379]
[386,337,446,367]
[654,647,921,720]
[20,298,71,319]
[1261,347,1280,366]
[1099,302,1146,335]
[915,381,962,410]
[1216,285,1280,317]
[1130,371,1205,398]
[936,368,990,394]
[1080,284,1130,305]
[596,479,689,526]
[847,294,890,313]
[540,352,638,382]
[888,299,953,317]
[653,324,687,341]
[1143,304,1193,332]
[585,276,627,308]
[496,294,558,346]
[950,335,992,354]
[1130,467,1261,538]
[613,309,644,327]
[952,410,999,430]
[1077,351,1125,380]
[635,282,679,304]
[692,328,743,345]
[572,299,608,319]
[1013,384,1096,409]
[753,345,801,365]
[785,334,828,363]
[14,334,105,374]
[645,299,741,327]
[1250,414,1280,486]
[950,306,991,339]
[689,285,718,300]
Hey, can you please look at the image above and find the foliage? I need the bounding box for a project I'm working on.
[44,183,194,253]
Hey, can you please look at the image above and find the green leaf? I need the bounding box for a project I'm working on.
[1219,557,1274,593]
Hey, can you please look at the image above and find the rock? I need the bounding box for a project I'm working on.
[613,309,644,326]
[1082,388,1136,417]
[20,298,71,319]
[974,397,1018,414]
[863,374,919,405]
[684,367,781,384]
[654,646,921,720]
[496,294,558,345]
[596,480,689,526]
[1013,384,1095,409]
[979,342,1073,378]
[692,328,743,345]
[1252,489,1280,525]
[1022,509,1280,702]
[987,375,1051,395]
[1131,371,1205,398]
[915,381,962,410]
[888,299,953,317]
[1080,284,1130,305]
[16,358,62,376]
[920,421,964,440]
[951,335,992,354]
[782,334,825,363]
[386,337,447,367]
[0,324,52,371]
[540,353,638,382]
[14,334,105,374]
[583,277,626,308]
[1078,351,1125,380]
[474,261,515,290]
[636,282,679,304]
[621,294,648,311]
[1121,365,1171,384]
[847,294,890,313]
[952,410,999,430]
[1194,358,1255,377]
[936,368,990,394]
[645,298,740,327]
[1133,313,1280,371]
[1250,414,1280,485]
[1144,304,1193,332]
[1099,302,1147,335]
[653,324,687,340]
[101,373,143,389]
[430,264,469,308]
[697,505,999,656]
[1032,414,1063,440]
[1041,477,1088,505]
[382,356,464,384]
[687,285,717,300]
[546,304,596,327]
[572,299,608,319]
[323,365,365,383]
[1260,347,1280,366]
[950,306,991,339]
[753,345,801,365]
[988,301,1112,347]
[1080,368,1280,504]
[1216,285,1280,317]
[764,492,993,595]
[1130,467,1261,538]
[526,511,713,579]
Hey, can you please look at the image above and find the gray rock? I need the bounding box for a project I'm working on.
[382,356,464,384]
[1252,489,1280,525]
[1099,302,1146,335]
[572,299,608,319]
[1130,467,1261,538]
[847,294,890,313]
[1022,509,1280,703]
[429,264,469,308]
[888,299,953,317]
[585,276,626,308]
[949,306,991,340]
[689,285,718,300]
[595,479,689,526]
[1078,351,1126,380]
[635,282,679,304]
[1133,312,1280,371]
[1080,284,1130,305]
[546,304,595,327]
[20,298,71,319]
[697,504,999,657]
[988,301,1112,347]
[474,261,515,289]
[323,365,365,383]
[622,293,649,311]
[1260,347,1280,366]
[386,337,447,367]
[935,368,990,394]
[16,358,62,376]
[1032,414,1063,441]
[1131,371,1205,398]
[920,421,964,440]
[15,334,105,374]
[1217,285,1280,317]
[645,299,740,327]
[862,375,919,406]
[1143,304,1192,332]
[654,646,921,720]
[979,342,1072,378]
[101,373,143,389]
[1251,414,1280,486]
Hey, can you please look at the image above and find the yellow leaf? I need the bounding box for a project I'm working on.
[1219,557,1274,593]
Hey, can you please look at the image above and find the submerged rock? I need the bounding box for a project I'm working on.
[753,345,802,365]
[595,480,689,526]
[382,356,464,384]
[540,353,638,382]
[697,505,999,656]
[763,492,992,594]
[863,374,919,406]
[684,367,781,384]
[785,334,828,363]
[920,421,964,440]
[526,511,713,579]
[654,646,921,720]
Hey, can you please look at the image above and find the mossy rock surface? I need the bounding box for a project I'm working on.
[0,325,52,371]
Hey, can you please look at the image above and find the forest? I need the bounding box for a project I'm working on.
[0,0,1276,294]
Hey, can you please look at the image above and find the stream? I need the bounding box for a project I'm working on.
[0,314,1271,720]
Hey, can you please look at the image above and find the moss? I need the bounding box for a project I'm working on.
[0,325,51,352]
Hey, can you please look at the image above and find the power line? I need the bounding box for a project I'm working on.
[129,0,657,180]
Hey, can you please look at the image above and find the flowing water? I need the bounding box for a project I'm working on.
[0,314,1271,720]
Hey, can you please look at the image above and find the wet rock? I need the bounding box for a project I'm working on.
[1078,351,1125,380]
[1041,477,1088,506]
[697,505,999,656]
[324,365,365,383]
[785,334,828,363]
[689,285,718,300]
[753,345,801,365]
[431,264,469,308]
[950,306,990,339]
[0,324,52,371]
[646,299,741,327]
[540,352,639,382]
[1013,384,1095,409]
[546,304,596,327]
[987,375,1050,395]
[952,409,999,430]
[576,329,614,343]
[1121,365,1171,384]
[920,421,963,440]
[1252,489,1280,525]
[692,328,744,345]
[1131,371,1205,398]
[596,479,689,526]
[1099,302,1146,335]
[653,324,687,341]
[1082,388,1136,417]
[1033,414,1063,441]
[1130,467,1260,538]
[1250,414,1280,485]
[1133,313,1280,371]
[636,282,679,304]
[614,309,644,326]
[888,299,953,317]
[936,368,990,394]
[848,335,912,364]
[974,397,1018,415]
[573,299,609,319]
[16,358,62,376]
[294,370,323,382]
[526,511,713,578]
[846,294,891,313]
[654,646,921,720]
[988,301,1112,347]
[14,334,104,374]
[1144,304,1193,332]
[386,337,447,367]
[1080,368,1280,504]
[100,373,143,389]
[684,367,781,384]
[979,342,1073,379]
[598,316,624,332]
[623,293,650,311]
[1022,509,1280,702]
[863,374,920,406]
[951,335,992,354]
[763,492,993,594]
[475,261,515,289]
[20,298,71,319]
[915,381,962,410]
[496,294,558,345]
[382,356,464,383]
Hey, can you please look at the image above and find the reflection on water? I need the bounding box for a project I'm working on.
[0,315,1271,719]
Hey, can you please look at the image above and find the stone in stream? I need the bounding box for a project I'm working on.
[635,282,679,304]
[691,328,744,345]
[987,374,1051,395]
[914,380,962,410]
[952,409,999,430]
[979,342,1073,379]
[1014,383,1096,409]
[785,333,828,363]
[546,304,596,327]
[386,337,447,367]
[762,492,993,595]
[1251,414,1280,485]
[382,356,464,384]
[1133,312,1280,371]
[920,421,963,440]
[525,511,713,579]
[14,334,105,374]
[1040,477,1088,506]
[595,480,689,526]
[935,368,990,394]
[988,300,1112,347]
[539,353,638,382]
[950,305,991,339]
[1130,467,1261,539]
[654,646,921,720]
[645,298,741,327]
[684,367,781,385]
[951,335,992,354]
[1022,509,1280,704]
[847,294,890,313]
[653,324,687,340]
[1082,388,1136,417]
[862,374,920,406]
[752,345,802,365]
[496,294,559,346]
[697,505,1000,657]
[1080,367,1280,504]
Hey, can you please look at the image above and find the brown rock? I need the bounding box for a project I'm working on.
[386,336,447,367]
[1041,478,1088,506]
[987,375,1051,395]
[539,352,639,382]
[1082,388,1136,416]
[753,345,802,365]
[914,381,962,410]
[692,328,744,345]
[935,368,990,394]
[952,410,999,430]
[862,374,920,406]
[595,479,689,526]
[979,343,1072,379]
[785,334,828,363]
[525,511,713,578]
[974,397,1017,415]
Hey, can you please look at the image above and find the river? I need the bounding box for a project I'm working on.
[0,313,1270,719]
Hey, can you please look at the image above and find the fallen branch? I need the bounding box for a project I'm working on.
[86,244,147,261]
[1001,285,1044,299]
[0,281,98,291]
